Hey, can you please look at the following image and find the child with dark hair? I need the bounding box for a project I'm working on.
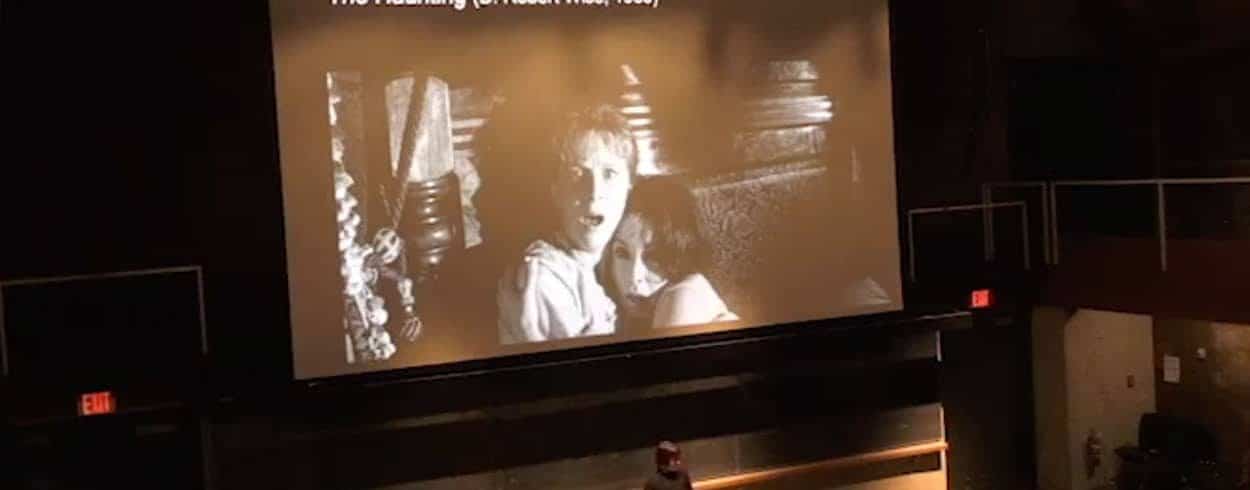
[644,441,694,490]
[607,175,737,328]
[496,103,638,344]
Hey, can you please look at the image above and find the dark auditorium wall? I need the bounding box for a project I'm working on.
[1153,318,1250,470]
[891,0,1011,211]
[940,317,1036,490]
[1001,0,1250,326]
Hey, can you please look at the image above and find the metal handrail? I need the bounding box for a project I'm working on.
[907,201,1028,283]
[982,177,1250,273]
[983,182,1050,264]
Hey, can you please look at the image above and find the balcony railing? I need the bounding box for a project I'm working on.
[906,201,1029,283]
[982,177,1250,272]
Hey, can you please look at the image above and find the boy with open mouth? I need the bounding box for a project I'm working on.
[497,103,637,344]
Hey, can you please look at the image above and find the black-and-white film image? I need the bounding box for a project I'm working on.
[270,0,904,379]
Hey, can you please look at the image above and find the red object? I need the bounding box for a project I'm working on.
[79,391,116,416]
[970,289,993,309]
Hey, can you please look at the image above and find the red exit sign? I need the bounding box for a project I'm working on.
[970,289,994,309]
[79,391,116,416]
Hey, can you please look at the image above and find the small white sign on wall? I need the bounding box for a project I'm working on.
[1163,355,1181,384]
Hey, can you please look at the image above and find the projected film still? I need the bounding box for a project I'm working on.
[268,0,904,379]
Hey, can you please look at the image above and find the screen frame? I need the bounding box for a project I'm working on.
[264,0,914,385]
[298,309,961,392]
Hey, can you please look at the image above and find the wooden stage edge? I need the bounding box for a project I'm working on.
[693,440,948,489]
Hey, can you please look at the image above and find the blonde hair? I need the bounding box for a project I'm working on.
[554,104,638,178]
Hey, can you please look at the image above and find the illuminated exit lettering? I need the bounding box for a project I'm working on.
[79,391,116,416]
[970,289,993,309]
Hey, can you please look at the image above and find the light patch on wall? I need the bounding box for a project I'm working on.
[1063,309,1157,490]
[1213,323,1250,392]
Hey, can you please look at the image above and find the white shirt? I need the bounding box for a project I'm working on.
[653,273,739,328]
[497,240,618,344]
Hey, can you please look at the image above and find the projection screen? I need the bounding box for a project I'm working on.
[268,0,904,380]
